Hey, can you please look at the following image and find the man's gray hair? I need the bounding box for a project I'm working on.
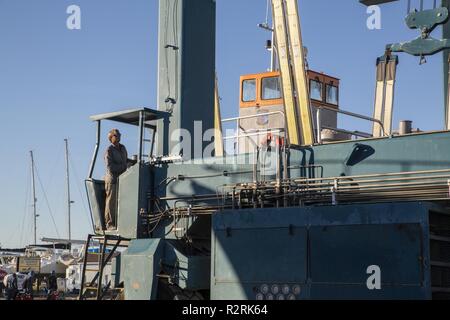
[108,129,121,142]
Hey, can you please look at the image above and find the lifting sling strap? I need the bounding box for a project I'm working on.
[373,54,398,137]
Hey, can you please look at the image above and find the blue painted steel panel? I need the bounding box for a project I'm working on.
[214,227,307,283]
[309,224,423,284]
[211,202,438,300]
[289,132,450,179]
[123,239,163,300]
[164,241,211,291]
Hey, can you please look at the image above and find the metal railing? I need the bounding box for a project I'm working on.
[221,111,287,154]
[221,107,386,149]
[316,105,387,144]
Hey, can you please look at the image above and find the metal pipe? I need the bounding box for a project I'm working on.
[291,168,450,183]
[316,108,322,144]
[331,179,338,205]
[325,181,449,193]
[159,194,224,201]
[258,186,448,200]
[222,175,450,198]
[286,187,449,197]
[150,127,156,159]
[306,178,448,190]
[331,174,450,187]
[163,169,450,214]
[237,117,241,155]
[307,197,450,206]
[291,173,450,189]
[448,179,450,197]
[222,178,449,193]
[335,193,448,202]
[232,187,236,210]
[283,179,449,193]
[283,145,289,207]
[229,181,448,194]
[340,189,448,198]
[223,129,284,140]
[88,121,101,179]
[317,105,387,136]
[233,170,450,190]
[261,188,448,201]
[222,111,286,123]
[253,147,259,185]
[275,143,281,208]
[339,190,448,198]
[321,125,372,139]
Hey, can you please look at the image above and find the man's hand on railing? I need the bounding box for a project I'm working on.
[127,155,138,168]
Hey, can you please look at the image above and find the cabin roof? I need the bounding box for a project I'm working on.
[90,108,168,126]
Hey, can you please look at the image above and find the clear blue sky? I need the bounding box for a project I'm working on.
[0,0,445,247]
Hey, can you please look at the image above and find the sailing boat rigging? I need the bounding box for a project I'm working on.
[29,151,39,246]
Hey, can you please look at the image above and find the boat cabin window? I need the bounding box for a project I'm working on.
[326,84,338,105]
[242,79,257,102]
[310,79,323,101]
[261,76,281,100]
